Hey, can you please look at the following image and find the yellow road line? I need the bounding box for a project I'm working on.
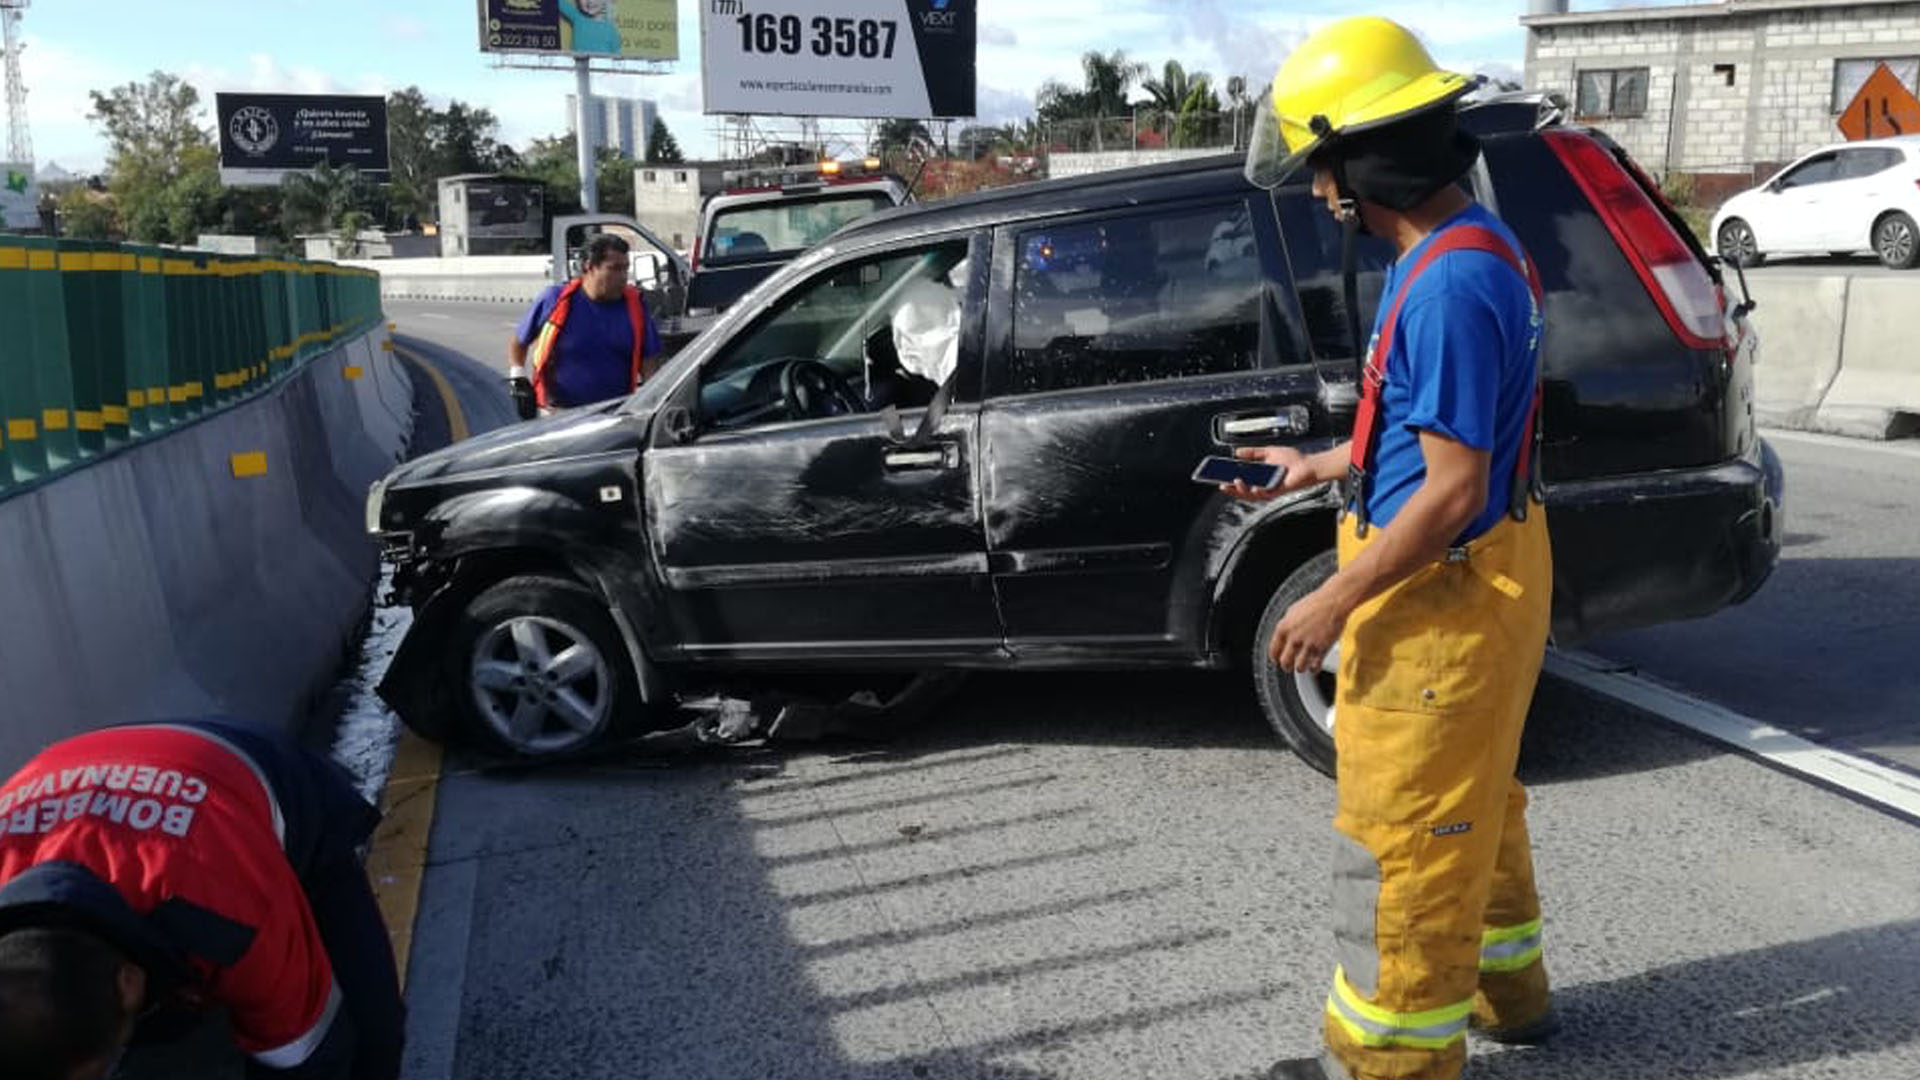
[395,342,470,442]
[366,335,469,987]
[366,731,445,991]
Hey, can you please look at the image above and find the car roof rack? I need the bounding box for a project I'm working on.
[1460,90,1569,137]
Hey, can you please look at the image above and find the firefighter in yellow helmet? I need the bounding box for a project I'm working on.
[1226,17,1556,1080]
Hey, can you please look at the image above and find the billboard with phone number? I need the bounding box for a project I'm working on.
[478,0,679,61]
[700,0,975,120]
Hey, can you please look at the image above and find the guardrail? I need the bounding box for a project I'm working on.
[0,237,382,498]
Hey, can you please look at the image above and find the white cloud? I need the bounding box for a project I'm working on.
[17,35,125,173]
[980,22,1019,48]
[384,16,431,43]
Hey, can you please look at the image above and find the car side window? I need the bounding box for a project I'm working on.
[1273,189,1398,362]
[1004,202,1261,395]
[697,240,969,430]
[1780,154,1840,188]
[1840,148,1902,179]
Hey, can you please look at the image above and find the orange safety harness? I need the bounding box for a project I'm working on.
[528,279,650,408]
[1346,224,1546,536]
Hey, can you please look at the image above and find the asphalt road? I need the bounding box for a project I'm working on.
[381,300,1920,1080]
[1740,253,1911,277]
[1585,430,1920,771]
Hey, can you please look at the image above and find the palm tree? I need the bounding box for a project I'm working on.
[1141,61,1223,147]
[279,163,376,248]
[870,117,935,159]
[1037,49,1149,151]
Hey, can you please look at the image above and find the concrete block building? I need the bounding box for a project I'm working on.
[1524,0,1920,195]
[632,163,731,252]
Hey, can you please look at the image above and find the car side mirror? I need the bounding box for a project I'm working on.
[1766,179,1784,194]
[660,405,697,445]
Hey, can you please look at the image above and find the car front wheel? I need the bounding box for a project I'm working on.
[1873,211,1920,269]
[1717,219,1763,269]
[1251,550,1340,777]
[448,574,640,758]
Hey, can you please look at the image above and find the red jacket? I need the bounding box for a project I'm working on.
[0,723,339,1068]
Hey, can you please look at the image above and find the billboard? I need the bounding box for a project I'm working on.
[478,0,679,61]
[463,182,546,239]
[700,0,976,120]
[1,163,38,231]
[216,93,390,186]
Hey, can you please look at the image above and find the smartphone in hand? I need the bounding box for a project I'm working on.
[1192,455,1287,490]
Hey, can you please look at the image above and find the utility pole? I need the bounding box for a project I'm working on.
[574,56,597,213]
[1,0,31,166]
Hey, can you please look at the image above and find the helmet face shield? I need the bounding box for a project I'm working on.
[1244,88,1318,190]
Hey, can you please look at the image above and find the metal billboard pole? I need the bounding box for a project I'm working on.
[575,56,597,213]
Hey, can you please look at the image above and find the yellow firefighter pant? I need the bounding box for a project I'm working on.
[1320,506,1554,1080]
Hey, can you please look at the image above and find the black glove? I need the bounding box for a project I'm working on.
[509,376,538,421]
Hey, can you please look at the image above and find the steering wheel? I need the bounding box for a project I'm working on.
[778,359,864,419]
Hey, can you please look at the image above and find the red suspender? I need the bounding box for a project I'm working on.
[624,286,648,390]
[1345,224,1546,534]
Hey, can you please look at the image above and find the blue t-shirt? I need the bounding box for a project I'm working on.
[515,284,662,408]
[1362,204,1542,542]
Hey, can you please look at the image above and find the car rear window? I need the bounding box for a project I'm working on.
[705,192,896,263]
[1003,200,1262,395]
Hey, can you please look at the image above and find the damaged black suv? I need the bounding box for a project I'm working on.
[367,96,1783,774]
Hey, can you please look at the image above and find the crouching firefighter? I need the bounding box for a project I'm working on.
[1223,16,1557,1080]
[0,719,404,1080]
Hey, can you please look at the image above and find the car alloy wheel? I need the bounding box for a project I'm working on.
[1292,641,1340,740]
[470,614,615,755]
[1874,212,1920,269]
[1717,220,1760,268]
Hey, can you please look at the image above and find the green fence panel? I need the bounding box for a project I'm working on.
[125,246,167,438]
[89,242,133,447]
[60,240,111,455]
[0,236,28,487]
[20,238,79,472]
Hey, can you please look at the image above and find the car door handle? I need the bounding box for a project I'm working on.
[1216,406,1311,441]
[883,444,959,471]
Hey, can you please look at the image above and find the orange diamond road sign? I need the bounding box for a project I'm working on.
[1838,62,1920,141]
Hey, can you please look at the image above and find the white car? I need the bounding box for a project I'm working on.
[1711,136,1920,269]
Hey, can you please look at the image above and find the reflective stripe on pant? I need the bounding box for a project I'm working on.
[1321,506,1554,1080]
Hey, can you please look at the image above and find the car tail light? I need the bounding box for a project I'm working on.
[1544,130,1726,351]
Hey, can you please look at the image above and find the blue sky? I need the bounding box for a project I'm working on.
[16,0,1552,174]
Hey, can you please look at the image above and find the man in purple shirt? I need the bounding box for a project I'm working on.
[507,234,664,419]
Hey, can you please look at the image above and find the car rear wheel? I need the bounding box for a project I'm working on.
[1717,219,1763,269]
[448,574,640,759]
[1251,550,1340,777]
[1873,212,1920,269]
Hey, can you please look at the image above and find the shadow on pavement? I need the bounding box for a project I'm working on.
[1475,919,1920,1079]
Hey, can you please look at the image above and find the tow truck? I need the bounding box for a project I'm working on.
[546,157,912,358]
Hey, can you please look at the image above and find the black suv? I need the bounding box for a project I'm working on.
[368,97,1783,773]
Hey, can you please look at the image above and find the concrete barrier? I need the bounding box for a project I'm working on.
[344,255,550,304]
[0,326,412,774]
[1819,277,1920,438]
[1745,272,1919,439]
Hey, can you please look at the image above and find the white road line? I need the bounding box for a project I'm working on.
[1545,650,1920,823]
[1761,428,1920,459]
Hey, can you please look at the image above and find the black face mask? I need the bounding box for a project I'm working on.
[1332,109,1483,213]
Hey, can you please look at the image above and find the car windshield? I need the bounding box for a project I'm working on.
[703,192,897,264]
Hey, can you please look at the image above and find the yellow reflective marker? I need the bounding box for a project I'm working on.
[128,390,147,409]
[6,419,33,441]
[103,405,130,425]
[380,341,395,353]
[0,248,24,270]
[26,250,54,271]
[230,451,269,478]
[42,409,68,431]
[344,365,365,380]
[75,411,104,433]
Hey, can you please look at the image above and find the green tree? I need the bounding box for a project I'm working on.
[279,163,378,251]
[597,148,635,216]
[515,133,583,216]
[645,118,684,164]
[88,72,223,244]
[1139,61,1222,147]
[56,187,117,239]
[871,118,935,158]
[385,86,439,221]
[437,102,514,176]
[1036,50,1148,150]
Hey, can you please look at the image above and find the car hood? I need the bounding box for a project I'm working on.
[386,400,649,487]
